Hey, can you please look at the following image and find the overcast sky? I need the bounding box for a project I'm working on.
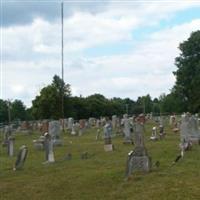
[1,0,200,107]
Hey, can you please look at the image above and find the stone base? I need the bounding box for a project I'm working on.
[150,136,158,141]
[126,151,151,177]
[104,144,113,152]
[33,143,44,150]
[123,139,133,144]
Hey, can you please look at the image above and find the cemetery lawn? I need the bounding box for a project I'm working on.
[0,121,200,200]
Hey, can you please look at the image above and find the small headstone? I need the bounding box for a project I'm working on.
[13,145,28,171]
[33,136,45,150]
[150,126,158,141]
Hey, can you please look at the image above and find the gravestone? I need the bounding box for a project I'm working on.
[112,115,117,130]
[33,136,45,150]
[68,118,74,130]
[179,113,192,152]
[122,114,133,144]
[189,115,200,144]
[40,120,49,134]
[159,124,165,139]
[8,136,15,156]
[126,115,151,177]
[49,120,62,146]
[150,126,158,141]
[2,125,12,146]
[96,119,101,128]
[79,119,85,136]
[44,132,55,163]
[89,118,95,127]
[103,119,113,152]
[13,145,28,171]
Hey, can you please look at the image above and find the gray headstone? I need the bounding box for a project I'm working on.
[13,145,28,171]
[49,121,62,146]
[122,114,133,144]
[126,122,151,177]
[8,136,15,157]
[44,133,55,163]
[103,120,113,151]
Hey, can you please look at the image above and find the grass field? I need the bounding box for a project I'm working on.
[0,121,200,200]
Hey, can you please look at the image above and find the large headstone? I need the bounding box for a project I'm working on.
[49,120,62,146]
[126,115,151,177]
[13,145,28,171]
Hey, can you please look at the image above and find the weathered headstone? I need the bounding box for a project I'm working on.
[2,125,12,146]
[79,119,85,136]
[33,136,45,150]
[40,120,49,134]
[189,115,200,144]
[49,120,62,146]
[43,132,55,163]
[150,126,158,141]
[126,115,151,177]
[159,124,165,139]
[122,114,133,144]
[13,145,28,171]
[8,136,15,156]
[103,119,113,152]
[68,118,74,130]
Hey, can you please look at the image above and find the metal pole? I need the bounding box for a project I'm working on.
[143,98,145,114]
[61,2,64,130]
[7,100,11,125]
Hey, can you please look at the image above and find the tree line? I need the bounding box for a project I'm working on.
[1,30,199,123]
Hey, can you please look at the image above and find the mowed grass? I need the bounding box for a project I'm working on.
[0,121,200,200]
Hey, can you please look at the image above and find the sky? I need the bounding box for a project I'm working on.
[1,0,200,107]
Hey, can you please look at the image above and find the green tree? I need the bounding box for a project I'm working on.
[11,99,27,120]
[0,99,8,123]
[32,75,71,119]
[173,30,200,112]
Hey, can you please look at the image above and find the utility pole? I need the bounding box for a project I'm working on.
[7,100,11,125]
[125,104,128,115]
[61,2,64,131]
[143,98,145,114]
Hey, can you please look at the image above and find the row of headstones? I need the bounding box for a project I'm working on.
[102,114,151,177]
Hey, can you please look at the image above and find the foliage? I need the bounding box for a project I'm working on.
[173,30,200,113]
[0,99,27,123]
[31,75,71,119]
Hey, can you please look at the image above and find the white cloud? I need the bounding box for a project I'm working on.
[1,2,200,106]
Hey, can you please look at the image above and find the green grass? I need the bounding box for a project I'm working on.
[0,121,200,200]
